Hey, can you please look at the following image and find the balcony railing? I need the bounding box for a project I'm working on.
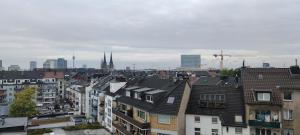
[112,109,150,129]
[112,121,134,135]
[248,120,280,128]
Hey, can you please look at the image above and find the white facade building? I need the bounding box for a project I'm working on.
[66,84,86,115]
[104,82,126,132]
[186,115,250,135]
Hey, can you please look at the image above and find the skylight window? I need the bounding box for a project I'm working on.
[167,97,175,104]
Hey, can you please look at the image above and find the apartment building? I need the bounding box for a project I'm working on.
[85,76,114,122]
[276,66,300,135]
[0,71,43,103]
[66,84,86,115]
[111,76,191,135]
[186,84,250,135]
[103,81,127,132]
[241,68,283,135]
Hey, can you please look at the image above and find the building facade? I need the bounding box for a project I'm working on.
[30,61,37,71]
[181,55,201,68]
[57,58,67,69]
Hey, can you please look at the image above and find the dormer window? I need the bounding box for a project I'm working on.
[235,115,243,123]
[135,92,141,100]
[256,92,271,101]
[146,95,153,103]
[126,91,131,97]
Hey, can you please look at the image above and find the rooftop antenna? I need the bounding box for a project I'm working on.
[242,59,245,68]
[296,58,298,66]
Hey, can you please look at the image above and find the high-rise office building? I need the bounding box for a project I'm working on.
[30,61,37,71]
[8,65,21,71]
[57,58,67,69]
[181,55,201,68]
[0,60,3,71]
[43,59,57,69]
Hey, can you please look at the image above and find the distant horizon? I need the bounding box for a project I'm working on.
[0,0,299,70]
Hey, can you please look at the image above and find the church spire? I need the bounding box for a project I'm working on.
[101,52,107,69]
[109,52,114,69]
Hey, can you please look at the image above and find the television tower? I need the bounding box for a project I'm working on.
[72,52,75,69]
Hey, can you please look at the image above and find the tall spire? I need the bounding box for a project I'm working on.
[101,52,107,69]
[103,52,107,64]
[109,52,114,69]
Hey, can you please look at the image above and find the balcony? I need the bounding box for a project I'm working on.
[112,109,150,129]
[248,120,280,128]
[112,121,133,135]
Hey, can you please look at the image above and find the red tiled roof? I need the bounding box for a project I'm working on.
[241,68,294,105]
[44,71,64,79]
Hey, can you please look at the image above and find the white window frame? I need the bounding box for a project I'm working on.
[235,127,242,134]
[283,110,293,120]
[283,129,294,135]
[257,92,271,101]
[235,115,243,123]
[137,109,146,121]
[146,95,153,103]
[158,114,170,124]
[135,92,141,100]
[212,129,219,135]
[194,116,200,123]
[126,91,131,97]
[212,117,218,124]
[195,128,201,135]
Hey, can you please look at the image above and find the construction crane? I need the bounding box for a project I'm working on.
[213,50,256,70]
[213,50,231,70]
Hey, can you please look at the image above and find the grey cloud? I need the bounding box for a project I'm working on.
[0,0,299,69]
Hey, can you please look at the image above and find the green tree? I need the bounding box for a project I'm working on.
[220,68,240,77]
[9,87,37,117]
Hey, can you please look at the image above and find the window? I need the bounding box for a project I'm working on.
[235,115,243,123]
[283,129,294,135]
[257,92,271,101]
[146,95,153,103]
[158,115,170,124]
[212,117,218,124]
[137,109,146,120]
[255,110,271,122]
[212,129,218,135]
[258,74,263,80]
[195,128,201,135]
[126,91,131,97]
[284,110,293,120]
[135,92,141,100]
[256,129,271,135]
[167,97,175,104]
[235,127,242,134]
[108,108,111,117]
[283,92,292,101]
[194,116,200,123]
[120,104,126,112]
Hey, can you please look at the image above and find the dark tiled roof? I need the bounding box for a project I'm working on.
[186,85,246,127]
[116,76,188,115]
[150,81,186,115]
[0,71,43,79]
[240,68,296,105]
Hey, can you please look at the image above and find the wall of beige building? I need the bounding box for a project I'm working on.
[177,82,191,135]
[282,90,300,135]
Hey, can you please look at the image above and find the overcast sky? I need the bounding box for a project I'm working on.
[0,0,299,70]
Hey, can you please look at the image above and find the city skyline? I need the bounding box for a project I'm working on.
[0,0,299,69]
